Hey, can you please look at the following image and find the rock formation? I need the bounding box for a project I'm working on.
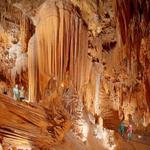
[0,0,150,149]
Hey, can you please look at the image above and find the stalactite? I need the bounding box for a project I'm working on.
[28,0,88,103]
[28,34,39,102]
[115,0,150,77]
[20,14,34,52]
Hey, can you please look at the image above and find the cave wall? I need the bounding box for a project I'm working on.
[0,1,35,94]
[114,0,150,130]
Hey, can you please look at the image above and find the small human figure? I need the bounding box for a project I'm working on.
[118,122,125,137]
[127,124,133,140]
[19,86,25,101]
[13,84,20,100]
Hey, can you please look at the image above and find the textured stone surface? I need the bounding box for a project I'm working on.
[0,0,150,149]
[0,94,71,149]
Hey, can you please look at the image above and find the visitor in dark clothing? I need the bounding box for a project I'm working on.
[118,122,125,137]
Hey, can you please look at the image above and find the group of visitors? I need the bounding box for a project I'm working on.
[118,122,133,140]
[13,84,25,101]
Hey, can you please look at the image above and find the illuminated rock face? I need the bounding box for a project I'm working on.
[28,0,88,104]
[0,2,34,93]
[0,0,150,149]
[114,0,150,133]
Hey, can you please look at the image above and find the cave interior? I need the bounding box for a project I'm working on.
[0,0,150,150]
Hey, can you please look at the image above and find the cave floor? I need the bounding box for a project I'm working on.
[117,133,150,150]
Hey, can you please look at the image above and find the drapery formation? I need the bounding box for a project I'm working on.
[115,0,150,71]
[28,0,88,102]
[28,35,39,102]
[20,14,34,52]
[114,0,150,127]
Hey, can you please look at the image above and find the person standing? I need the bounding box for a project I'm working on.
[19,86,25,101]
[13,84,20,100]
[127,124,133,140]
[118,122,125,137]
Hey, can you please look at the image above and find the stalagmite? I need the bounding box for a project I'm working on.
[94,75,100,115]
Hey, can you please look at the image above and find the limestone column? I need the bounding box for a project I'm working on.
[28,34,39,102]
[28,0,88,103]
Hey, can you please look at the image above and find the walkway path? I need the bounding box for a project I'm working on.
[117,133,150,150]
